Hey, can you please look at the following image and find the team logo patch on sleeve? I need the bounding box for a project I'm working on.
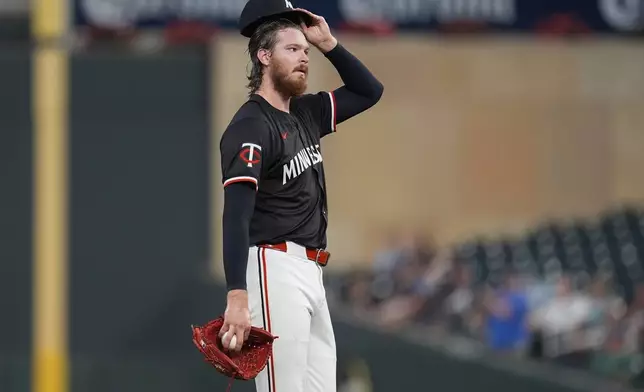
[240,143,262,168]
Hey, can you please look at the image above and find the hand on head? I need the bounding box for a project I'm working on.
[294,8,337,53]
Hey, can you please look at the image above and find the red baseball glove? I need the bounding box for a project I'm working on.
[191,316,277,382]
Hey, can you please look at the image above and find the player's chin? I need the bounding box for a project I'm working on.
[287,78,308,96]
[293,84,308,96]
[291,73,307,84]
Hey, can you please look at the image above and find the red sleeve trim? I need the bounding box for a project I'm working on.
[223,176,258,191]
[327,91,337,132]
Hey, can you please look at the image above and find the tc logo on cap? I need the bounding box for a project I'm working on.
[285,0,294,9]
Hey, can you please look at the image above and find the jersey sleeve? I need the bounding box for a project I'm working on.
[294,91,337,138]
[219,117,273,191]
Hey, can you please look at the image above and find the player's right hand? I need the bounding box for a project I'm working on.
[220,289,251,352]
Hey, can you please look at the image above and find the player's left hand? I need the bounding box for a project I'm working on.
[295,8,338,53]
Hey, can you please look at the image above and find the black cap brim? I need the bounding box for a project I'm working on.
[240,10,313,38]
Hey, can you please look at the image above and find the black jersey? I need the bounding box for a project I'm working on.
[220,92,336,249]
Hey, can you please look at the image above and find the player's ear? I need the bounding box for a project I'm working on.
[257,48,271,67]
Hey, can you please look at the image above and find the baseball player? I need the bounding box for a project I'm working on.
[217,0,383,391]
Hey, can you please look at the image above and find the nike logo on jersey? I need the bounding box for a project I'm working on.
[282,144,323,185]
[281,132,288,140]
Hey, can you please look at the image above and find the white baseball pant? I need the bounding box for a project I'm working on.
[246,242,337,392]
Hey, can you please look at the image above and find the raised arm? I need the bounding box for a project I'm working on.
[324,43,384,123]
[297,8,384,124]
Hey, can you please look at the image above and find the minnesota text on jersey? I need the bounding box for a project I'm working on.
[283,144,322,185]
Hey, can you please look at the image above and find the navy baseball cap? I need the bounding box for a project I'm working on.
[238,0,313,38]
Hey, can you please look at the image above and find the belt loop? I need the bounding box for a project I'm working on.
[315,249,322,264]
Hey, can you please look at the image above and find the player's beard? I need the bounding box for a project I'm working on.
[270,61,308,97]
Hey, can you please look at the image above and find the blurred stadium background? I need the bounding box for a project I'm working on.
[2,0,644,391]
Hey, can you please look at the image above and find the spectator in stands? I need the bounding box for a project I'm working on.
[528,274,598,369]
[530,275,593,335]
[442,261,476,337]
[371,230,403,274]
[345,272,375,315]
[482,271,529,355]
[330,206,644,385]
[375,259,431,329]
[592,283,644,383]
[417,248,454,298]
[374,231,438,329]
[587,276,625,329]
[369,230,405,307]
[370,229,430,304]
[412,248,459,326]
